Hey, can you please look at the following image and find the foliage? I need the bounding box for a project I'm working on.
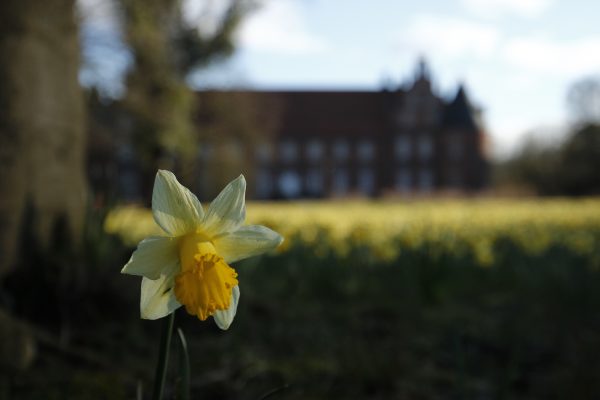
[559,124,600,195]
[567,75,600,125]
[117,0,252,194]
[496,124,600,196]
[496,75,600,196]
[108,199,600,399]
[6,199,600,399]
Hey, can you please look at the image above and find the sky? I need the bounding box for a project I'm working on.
[80,0,600,158]
[202,0,600,157]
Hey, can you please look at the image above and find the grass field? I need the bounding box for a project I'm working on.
[7,198,600,399]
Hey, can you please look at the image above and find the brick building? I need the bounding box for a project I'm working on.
[196,60,489,199]
[87,60,489,202]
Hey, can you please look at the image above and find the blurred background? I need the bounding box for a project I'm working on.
[1,0,599,398]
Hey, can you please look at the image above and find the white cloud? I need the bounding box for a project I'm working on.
[396,14,600,83]
[236,0,328,56]
[461,0,553,18]
[503,35,600,76]
[397,15,500,60]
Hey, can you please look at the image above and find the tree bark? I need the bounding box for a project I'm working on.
[0,0,87,276]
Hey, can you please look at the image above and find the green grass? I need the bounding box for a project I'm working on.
[4,199,600,399]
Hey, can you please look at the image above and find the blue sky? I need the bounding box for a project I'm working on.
[200,0,600,157]
[81,0,600,158]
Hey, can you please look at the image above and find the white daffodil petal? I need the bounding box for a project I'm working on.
[121,236,178,280]
[152,170,204,236]
[214,285,240,330]
[140,263,181,320]
[213,225,284,264]
[202,175,246,236]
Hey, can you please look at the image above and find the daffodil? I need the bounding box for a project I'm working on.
[121,170,283,330]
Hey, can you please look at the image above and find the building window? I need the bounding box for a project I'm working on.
[225,141,243,159]
[119,170,140,200]
[256,169,273,198]
[306,140,324,162]
[357,140,375,162]
[278,170,301,198]
[280,141,298,163]
[90,164,103,180]
[418,134,433,160]
[198,143,214,161]
[332,168,349,194]
[397,109,416,127]
[255,142,272,163]
[306,168,324,195]
[333,139,350,161]
[395,169,412,192]
[447,140,463,161]
[418,167,434,191]
[358,168,375,195]
[446,166,462,187]
[395,135,411,161]
[118,144,135,162]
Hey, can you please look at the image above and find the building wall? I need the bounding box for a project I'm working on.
[87,62,489,202]
[230,74,488,199]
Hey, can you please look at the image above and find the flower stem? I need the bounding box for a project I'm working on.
[152,312,175,400]
[177,328,191,400]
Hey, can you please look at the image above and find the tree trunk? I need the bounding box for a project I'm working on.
[0,0,86,277]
